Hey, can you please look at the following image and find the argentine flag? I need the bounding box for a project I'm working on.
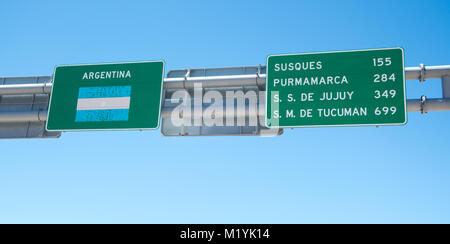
[75,86,131,122]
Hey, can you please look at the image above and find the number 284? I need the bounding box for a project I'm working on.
[374,73,395,82]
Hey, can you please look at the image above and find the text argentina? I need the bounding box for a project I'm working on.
[82,70,131,80]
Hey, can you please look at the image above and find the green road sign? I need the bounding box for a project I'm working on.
[265,48,407,128]
[47,61,165,131]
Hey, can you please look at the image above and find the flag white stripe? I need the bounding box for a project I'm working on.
[76,97,130,110]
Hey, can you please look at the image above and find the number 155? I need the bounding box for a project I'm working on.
[373,57,391,67]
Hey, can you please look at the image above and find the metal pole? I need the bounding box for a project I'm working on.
[164,74,266,89]
[0,83,52,95]
[405,65,450,81]
[0,110,47,123]
[407,98,450,112]
[2,65,450,95]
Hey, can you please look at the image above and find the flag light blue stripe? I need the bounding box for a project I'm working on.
[75,109,129,122]
[78,86,131,99]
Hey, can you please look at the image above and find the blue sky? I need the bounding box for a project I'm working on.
[1,0,449,223]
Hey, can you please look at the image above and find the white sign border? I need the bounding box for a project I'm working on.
[265,47,408,129]
[46,60,165,132]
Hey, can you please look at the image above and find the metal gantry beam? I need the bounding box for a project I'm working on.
[407,98,450,112]
[0,82,52,95]
[2,65,450,94]
[1,64,450,123]
[0,110,48,123]
[2,98,450,123]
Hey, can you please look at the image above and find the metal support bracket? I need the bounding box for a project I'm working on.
[442,75,450,99]
[183,68,191,90]
[420,95,427,114]
[256,65,262,87]
[419,63,426,82]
